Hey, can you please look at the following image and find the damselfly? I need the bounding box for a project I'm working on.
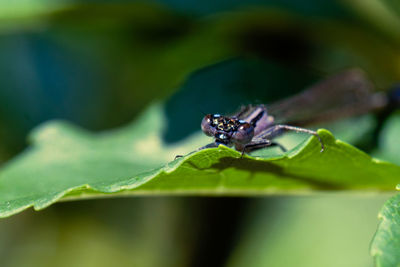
[198,69,387,155]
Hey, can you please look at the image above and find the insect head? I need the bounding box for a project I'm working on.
[201,114,254,145]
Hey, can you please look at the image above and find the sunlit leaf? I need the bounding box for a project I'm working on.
[0,103,399,218]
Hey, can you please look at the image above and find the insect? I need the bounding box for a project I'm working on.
[198,69,387,155]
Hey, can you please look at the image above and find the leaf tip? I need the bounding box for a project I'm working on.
[316,128,335,142]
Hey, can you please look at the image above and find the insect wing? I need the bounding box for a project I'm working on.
[267,69,387,126]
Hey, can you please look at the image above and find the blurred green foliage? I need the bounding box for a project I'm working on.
[1,0,400,160]
[371,193,400,266]
[230,195,391,267]
[1,0,400,266]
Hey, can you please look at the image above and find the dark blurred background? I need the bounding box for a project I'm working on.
[1,1,400,266]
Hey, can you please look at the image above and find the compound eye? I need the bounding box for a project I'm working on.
[232,122,254,144]
[212,114,221,126]
[201,114,216,137]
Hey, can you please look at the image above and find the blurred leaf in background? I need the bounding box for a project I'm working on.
[229,195,391,267]
[371,193,400,267]
[1,0,400,160]
[1,0,400,267]
[0,198,198,267]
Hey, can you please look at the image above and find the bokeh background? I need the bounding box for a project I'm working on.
[1,1,400,266]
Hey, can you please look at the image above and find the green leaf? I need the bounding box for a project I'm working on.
[0,0,66,20]
[345,0,400,44]
[371,193,400,267]
[0,103,399,218]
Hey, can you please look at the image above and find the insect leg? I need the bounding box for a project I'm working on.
[175,142,219,159]
[241,140,287,156]
[257,124,325,152]
[198,142,219,150]
[269,141,287,152]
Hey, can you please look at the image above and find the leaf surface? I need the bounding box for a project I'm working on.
[0,104,399,218]
[371,193,400,267]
